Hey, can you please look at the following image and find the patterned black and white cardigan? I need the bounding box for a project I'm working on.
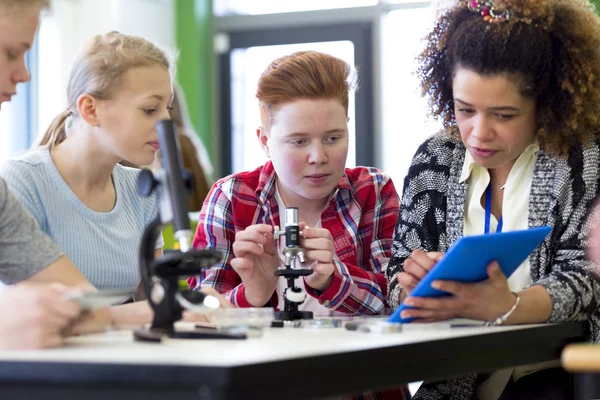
[386,133,600,400]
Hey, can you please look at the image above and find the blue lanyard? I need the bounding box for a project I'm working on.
[484,184,503,234]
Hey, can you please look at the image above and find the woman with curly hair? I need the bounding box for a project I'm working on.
[386,0,600,398]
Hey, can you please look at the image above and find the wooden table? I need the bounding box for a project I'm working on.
[562,343,600,399]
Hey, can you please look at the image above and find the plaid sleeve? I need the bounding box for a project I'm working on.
[188,183,245,306]
[190,182,278,308]
[190,183,239,299]
[305,173,400,315]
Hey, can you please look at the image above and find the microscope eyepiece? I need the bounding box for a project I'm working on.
[284,207,300,247]
[284,207,299,226]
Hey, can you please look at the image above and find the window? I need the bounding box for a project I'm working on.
[214,0,377,16]
[230,41,356,173]
[383,0,426,3]
[215,0,435,191]
[36,13,64,144]
[218,21,373,176]
[0,100,22,164]
[380,5,440,188]
[0,43,38,166]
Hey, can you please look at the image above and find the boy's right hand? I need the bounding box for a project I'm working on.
[231,224,280,306]
[397,249,444,298]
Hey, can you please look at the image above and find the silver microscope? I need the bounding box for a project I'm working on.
[273,207,314,321]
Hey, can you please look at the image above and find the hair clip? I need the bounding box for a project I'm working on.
[462,1,511,23]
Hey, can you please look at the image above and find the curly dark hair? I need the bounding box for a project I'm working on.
[418,0,600,154]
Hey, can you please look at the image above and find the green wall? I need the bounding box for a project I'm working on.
[175,0,214,178]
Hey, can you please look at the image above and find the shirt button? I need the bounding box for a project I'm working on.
[322,300,331,306]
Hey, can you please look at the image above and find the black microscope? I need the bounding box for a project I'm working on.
[133,120,225,342]
[273,207,314,321]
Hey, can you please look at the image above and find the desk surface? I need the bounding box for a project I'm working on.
[0,322,585,400]
[0,322,545,366]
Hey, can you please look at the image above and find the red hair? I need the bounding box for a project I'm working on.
[256,51,357,131]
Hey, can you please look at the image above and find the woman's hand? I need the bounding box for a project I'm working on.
[397,249,444,298]
[400,261,518,322]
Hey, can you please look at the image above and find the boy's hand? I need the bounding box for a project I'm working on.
[231,224,280,306]
[300,224,335,292]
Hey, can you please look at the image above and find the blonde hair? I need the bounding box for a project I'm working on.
[39,31,176,148]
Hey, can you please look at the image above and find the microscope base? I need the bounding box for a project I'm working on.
[274,310,314,321]
[133,328,247,342]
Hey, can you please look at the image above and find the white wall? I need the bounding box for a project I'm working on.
[53,0,175,76]
[37,0,176,139]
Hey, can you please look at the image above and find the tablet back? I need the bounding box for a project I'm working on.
[387,226,551,323]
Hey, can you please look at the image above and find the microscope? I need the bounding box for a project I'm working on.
[133,120,224,342]
[273,207,314,321]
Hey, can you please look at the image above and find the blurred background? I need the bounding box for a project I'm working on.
[5,0,599,192]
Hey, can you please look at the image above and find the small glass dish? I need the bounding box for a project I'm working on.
[210,307,275,328]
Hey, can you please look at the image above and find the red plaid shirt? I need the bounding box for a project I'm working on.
[190,161,399,314]
[190,161,409,399]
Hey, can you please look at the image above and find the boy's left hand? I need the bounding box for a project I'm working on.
[299,223,335,292]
